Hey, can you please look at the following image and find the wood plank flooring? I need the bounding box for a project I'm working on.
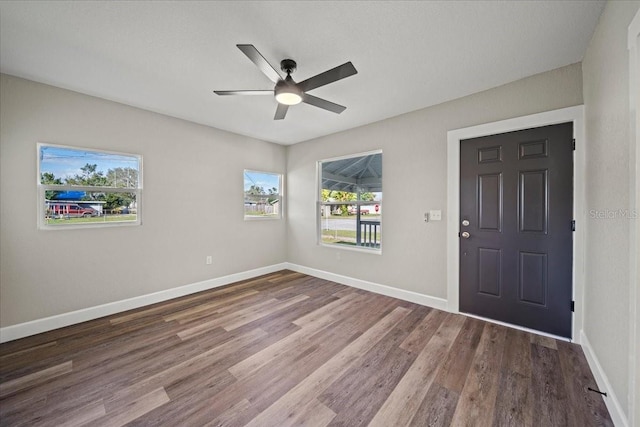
[0,271,612,426]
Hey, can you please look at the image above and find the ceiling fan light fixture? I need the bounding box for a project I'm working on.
[275,91,302,105]
[275,78,303,105]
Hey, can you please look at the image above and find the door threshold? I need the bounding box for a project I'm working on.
[459,311,573,343]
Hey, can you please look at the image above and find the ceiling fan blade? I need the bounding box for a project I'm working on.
[298,62,357,92]
[237,44,282,83]
[302,94,346,114]
[214,90,274,96]
[274,103,289,120]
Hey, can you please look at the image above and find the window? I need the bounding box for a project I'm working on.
[318,151,382,251]
[38,143,142,229]
[244,170,283,219]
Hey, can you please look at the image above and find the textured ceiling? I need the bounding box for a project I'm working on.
[0,1,605,145]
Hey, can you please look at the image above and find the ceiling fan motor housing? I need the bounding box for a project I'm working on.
[280,59,297,74]
[275,75,303,105]
[275,59,303,105]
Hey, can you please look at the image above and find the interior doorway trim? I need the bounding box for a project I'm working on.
[627,8,639,426]
[447,105,585,342]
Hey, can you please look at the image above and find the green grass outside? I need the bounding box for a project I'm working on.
[322,214,381,219]
[46,214,137,225]
[322,229,357,239]
[321,229,381,246]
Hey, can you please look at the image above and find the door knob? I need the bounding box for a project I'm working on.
[461,231,470,239]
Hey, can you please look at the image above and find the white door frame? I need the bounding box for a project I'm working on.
[446,105,585,342]
[627,8,640,426]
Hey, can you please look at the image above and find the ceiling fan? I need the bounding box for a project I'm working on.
[214,44,357,120]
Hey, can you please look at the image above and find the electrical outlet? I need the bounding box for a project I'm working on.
[206,255,213,265]
[429,210,442,221]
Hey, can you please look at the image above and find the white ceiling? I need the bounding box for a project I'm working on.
[0,1,605,145]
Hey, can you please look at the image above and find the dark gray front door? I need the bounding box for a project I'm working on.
[459,123,574,338]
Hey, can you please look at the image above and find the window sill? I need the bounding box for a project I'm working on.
[319,242,382,255]
[244,216,282,221]
[39,220,141,230]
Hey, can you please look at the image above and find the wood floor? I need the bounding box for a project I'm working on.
[0,271,611,426]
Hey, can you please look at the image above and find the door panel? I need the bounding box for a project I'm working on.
[478,145,502,163]
[519,169,548,233]
[478,173,502,231]
[519,251,547,305]
[459,123,573,338]
[478,248,501,296]
[519,139,548,159]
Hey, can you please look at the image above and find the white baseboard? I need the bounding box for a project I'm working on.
[0,263,288,343]
[580,330,629,427]
[284,262,449,311]
[1,262,449,343]
[2,262,628,426]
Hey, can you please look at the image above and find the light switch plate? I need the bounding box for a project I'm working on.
[429,210,442,221]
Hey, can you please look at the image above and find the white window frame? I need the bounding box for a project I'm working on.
[243,169,283,220]
[37,143,143,230]
[317,149,382,253]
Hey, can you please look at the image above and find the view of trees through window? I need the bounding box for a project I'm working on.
[319,152,382,250]
[38,144,141,227]
[244,170,282,219]
[321,189,376,216]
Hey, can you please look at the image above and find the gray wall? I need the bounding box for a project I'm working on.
[3,20,636,419]
[0,74,287,326]
[287,63,583,298]
[582,0,640,420]
[2,7,638,418]
[0,64,583,328]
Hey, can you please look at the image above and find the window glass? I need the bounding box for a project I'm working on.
[38,144,142,228]
[244,170,283,219]
[318,151,382,251]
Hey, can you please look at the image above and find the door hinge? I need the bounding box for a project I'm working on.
[572,139,576,150]
[571,301,575,312]
[571,220,576,231]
